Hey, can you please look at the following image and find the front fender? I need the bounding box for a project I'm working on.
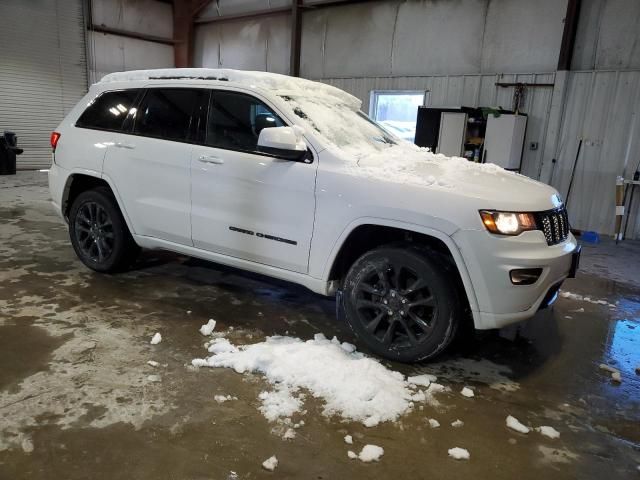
[318,217,479,314]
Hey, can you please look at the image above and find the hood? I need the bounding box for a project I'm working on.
[351,144,561,212]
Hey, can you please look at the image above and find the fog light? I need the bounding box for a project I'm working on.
[510,268,543,285]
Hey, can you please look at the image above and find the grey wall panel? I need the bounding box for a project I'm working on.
[199,0,292,21]
[481,0,567,73]
[551,70,640,238]
[0,0,87,169]
[88,32,175,84]
[572,0,640,71]
[92,0,173,39]
[193,15,290,74]
[392,0,485,76]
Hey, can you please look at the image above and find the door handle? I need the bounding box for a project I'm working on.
[115,141,136,149]
[198,155,224,165]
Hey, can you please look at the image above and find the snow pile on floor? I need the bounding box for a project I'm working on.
[192,334,446,427]
[428,418,440,428]
[506,415,530,434]
[150,333,162,345]
[147,360,159,367]
[351,445,384,463]
[344,434,353,444]
[199,319,216,336]
[560,291,616,308]
[448,447,470,460]
[536,426,560,439]
[262,455,278,471]
[460,387,474,398]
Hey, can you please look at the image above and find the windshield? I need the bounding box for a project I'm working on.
[280,95,397,156]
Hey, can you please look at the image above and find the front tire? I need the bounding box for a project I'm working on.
[342,245,460,362]
[68,187,138,272]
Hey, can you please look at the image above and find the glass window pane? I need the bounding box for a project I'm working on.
[370,92,424,142]
[133,89,205,143]
[207,91,284,152]
[76,90,140,132]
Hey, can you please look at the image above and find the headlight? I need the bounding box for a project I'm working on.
[479,210,537,236]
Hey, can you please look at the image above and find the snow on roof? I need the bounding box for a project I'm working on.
[99,68,361,109]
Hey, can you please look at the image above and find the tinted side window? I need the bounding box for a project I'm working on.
[133,88,206,143]
[76,90,140,131]
[207,91,285,152]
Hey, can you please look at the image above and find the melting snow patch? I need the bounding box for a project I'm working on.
[147,374,161,383]
[461,387,474,398]
[357,445,384,462]
[200,319,217,336]
[21,438,34,454]
[347,450,357,459]
[147,360,159,367]
[451,419,464,428]
[448,447,470,460]
[428,418,440,428]
[344,434,353,444]
[262,455,278,471]
[150,333,162,345]
[193,334,444,426]
[408,374,437,387]
[506,415,530,434]
[283,428,296,440]
[611,371,622,383]
[214,394,236,403]
[536,426,560,439]
[560,291,616,308]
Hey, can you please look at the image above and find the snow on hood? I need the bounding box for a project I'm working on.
[348,142,559,208]
[99,68,361,110]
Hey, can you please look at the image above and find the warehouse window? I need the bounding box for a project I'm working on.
[369,90,428,142]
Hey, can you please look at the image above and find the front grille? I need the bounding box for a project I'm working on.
[535,207,570,246]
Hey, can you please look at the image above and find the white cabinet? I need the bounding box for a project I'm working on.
[483,114,527,170]
[437,112,467,157]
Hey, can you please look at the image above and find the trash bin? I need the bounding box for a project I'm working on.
[0,131,23,175]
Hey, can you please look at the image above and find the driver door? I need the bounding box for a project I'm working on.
[190,90,317,274]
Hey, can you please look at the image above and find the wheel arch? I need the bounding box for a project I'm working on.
[324,219,479,315]
[62,172,136,236]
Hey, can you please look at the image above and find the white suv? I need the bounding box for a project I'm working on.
[48,68,580,362]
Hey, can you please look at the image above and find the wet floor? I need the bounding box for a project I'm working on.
[0,171,639,479]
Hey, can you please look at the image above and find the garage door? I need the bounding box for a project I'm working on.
[0,0,88,169]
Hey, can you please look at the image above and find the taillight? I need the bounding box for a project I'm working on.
[50,131,61,151]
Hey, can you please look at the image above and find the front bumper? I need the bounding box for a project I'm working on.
[452,228,579,329]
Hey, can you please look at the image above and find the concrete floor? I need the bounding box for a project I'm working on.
[0,171,639,479]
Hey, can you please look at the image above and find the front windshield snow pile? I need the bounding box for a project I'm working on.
[281,95,397,156]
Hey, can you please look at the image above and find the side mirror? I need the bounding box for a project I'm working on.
[257,126,310,162]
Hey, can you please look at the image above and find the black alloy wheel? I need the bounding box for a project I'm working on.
[69,187,139,272]
[342,245,460,362]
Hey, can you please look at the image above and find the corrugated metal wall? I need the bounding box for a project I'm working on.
[88,0,174,84]
[549,69,640,239]
[0,0,88,169]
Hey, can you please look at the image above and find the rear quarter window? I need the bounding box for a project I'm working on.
[75,89,140,132]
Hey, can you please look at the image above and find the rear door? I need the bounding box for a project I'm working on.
[190,89,317,273]
[103,87,207,245]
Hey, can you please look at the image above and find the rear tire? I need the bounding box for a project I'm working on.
[342,244,460,362]
[68,187,139,273]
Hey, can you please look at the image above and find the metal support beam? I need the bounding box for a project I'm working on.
[174,0,213,68]
[89,24,176,45]
[290,0,302,77]
[557,0,581,71]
